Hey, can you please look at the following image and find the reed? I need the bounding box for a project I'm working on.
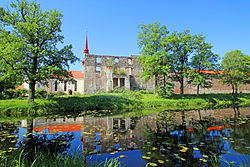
[0,149,124,167]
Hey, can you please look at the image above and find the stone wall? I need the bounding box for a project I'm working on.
[173,77,250,94]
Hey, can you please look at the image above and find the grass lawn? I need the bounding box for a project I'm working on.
[0,93,249,117]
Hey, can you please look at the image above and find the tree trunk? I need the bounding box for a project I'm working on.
[197,84,200,96]
[231,84,235,97]
[180,76,184,95]
[155,74,158,95]
[26,119,35,162]
[235,84,238,95]
[28,80,36,103]
[198,110,201,120]
[163,75,166,88]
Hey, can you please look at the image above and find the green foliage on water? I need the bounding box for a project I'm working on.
[0,92,249,117]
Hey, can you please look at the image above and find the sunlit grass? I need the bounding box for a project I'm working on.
[0,92,249,117]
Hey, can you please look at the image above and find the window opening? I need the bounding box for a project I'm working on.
[115,57,119,63]
[129,68,133,75]
[96,57,101,63]
[120,78,125,87]
[64,81,67,91]
[128,58,132,64]
[96,66,100,75]
[113,78,118,88]
[75,81,77,91]
[55,80,57,91]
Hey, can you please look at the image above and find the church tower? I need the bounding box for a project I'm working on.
[82,34,88,65]
[84,34,89,54]
[82,34,88,74]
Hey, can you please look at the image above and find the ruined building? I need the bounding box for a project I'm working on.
[82,36,154,94]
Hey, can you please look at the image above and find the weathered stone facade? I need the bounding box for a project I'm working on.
[173,77,250,94]
[83,54,155,94]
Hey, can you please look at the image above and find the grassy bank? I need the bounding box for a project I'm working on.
[0,92,249,117]
[0,149,123,167]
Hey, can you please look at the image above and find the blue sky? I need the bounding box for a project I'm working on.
[1,0,250,71]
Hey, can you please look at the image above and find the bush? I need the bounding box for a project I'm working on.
[20,88,28,96]
[74,92,81,96]
[36,89,47,98]
[121,90,142,100]
[48,91,66,98]
[16,88,28,97]
[120,69,126,74]
[157,83,174,98]
[54,91,66,97]
[139,89,154,94]
[5,89,16,98]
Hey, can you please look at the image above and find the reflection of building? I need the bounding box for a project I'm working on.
[20,107,250,153]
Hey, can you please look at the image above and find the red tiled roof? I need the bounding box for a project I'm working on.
[14,83,24,90]
[198,70,223,75]
[187,69,223,75]
[69,71,84,78]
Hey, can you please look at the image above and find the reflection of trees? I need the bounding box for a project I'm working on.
[26,119,74,160]
[233,106,240,121]
[141,111,226,167]
[228,107,250,155]
[191,115,226,159]
[2,119,75,166]
[229,124,250,155]
[0,122,19,159]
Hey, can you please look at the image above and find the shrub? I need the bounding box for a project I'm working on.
[74,92,81,96]
[16,88,28,97]
[15,88,22,97]
[120,69,126,75]
[5,89,16,98]
[122,90,142,100]
[139,89,154,94]
[54,91,66,97]
[113,68,118,74]
[36,89,48,98]
[20,88,28,96]
[157,83,174,98]
[48,91,66,98]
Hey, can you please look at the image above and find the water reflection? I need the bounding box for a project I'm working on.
[0,107,249,166]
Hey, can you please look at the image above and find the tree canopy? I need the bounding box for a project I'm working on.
[188,42,218,96]
[137,22,170,93]
[137,22,218,95]
[0,0,79,103]
[220,50,250,96]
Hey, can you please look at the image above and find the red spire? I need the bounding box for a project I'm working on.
[84,34,89,54]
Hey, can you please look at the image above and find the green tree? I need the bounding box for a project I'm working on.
[166,30,211,95]
[138,23,216,95]
[220,50,249,96]
[0,0,79,103]
[189,42,218,96]
[0,69,23,93]
[137,22,170,93]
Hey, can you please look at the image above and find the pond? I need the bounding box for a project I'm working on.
[0,107,249,166]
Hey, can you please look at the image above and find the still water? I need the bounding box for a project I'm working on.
[0,107,249,166]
